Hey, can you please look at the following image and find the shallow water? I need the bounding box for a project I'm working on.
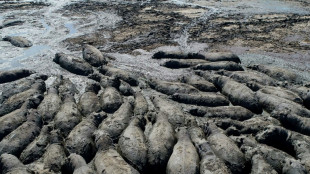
[241,0,308,14]
[0,45,50,70]
[40,19,51,32]
[16,45,50,61]
[65,23,77,35]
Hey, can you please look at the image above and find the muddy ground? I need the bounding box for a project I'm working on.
[1,0,310,174]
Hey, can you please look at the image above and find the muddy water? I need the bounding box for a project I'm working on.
[0,0,125,96]
[0,0,121,73]
[0,45,50,70]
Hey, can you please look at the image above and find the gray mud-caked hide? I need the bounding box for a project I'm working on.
[78,83,101,116]
[83,44,107,67]
[54,53,93,76]
[166,127,200,174]
[0,69,34,84]
[0,110,42,157]
[99,87,123,113]
[65,112,106,162]
[205,123,246,173]
[98,98,134,141]
[3,36,33,47]
[0,153,32,174]
[118,117,148,172]
[147,112,176,173]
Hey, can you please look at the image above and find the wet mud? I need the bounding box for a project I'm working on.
[1,0,310,174]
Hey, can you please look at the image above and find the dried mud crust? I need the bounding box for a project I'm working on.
[0,2,49,10]
[0,49,310,174]
[62,2,209,52]
[62,1,310,55]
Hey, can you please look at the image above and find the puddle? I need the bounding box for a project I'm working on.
[40,19,50,32]
[8,32,29,37]
[16,45,50,60]
[0,45,50,70]
[65,23,77,35]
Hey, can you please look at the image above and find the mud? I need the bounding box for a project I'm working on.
[1,0,310,174]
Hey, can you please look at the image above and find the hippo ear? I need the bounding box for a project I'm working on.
[146,111,156,124]
[90,73,104,83]
[54,53,62,63]
[152,51,165,59]
[94,130,113,151]
[138,116,147,129]
[94,112,107,123]
[85,82,101,93]
[187,117,198,127]
[81,42,88,48]
[203,123,211,137]
[108,76,120,88]
[179,76,186,83]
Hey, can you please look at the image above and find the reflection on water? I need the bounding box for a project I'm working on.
[16,45,50,60]
[0,45,50,70]
[65,23,77,35]
[40,19,50,32]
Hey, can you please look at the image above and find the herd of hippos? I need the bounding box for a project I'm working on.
[0,37,310,174]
